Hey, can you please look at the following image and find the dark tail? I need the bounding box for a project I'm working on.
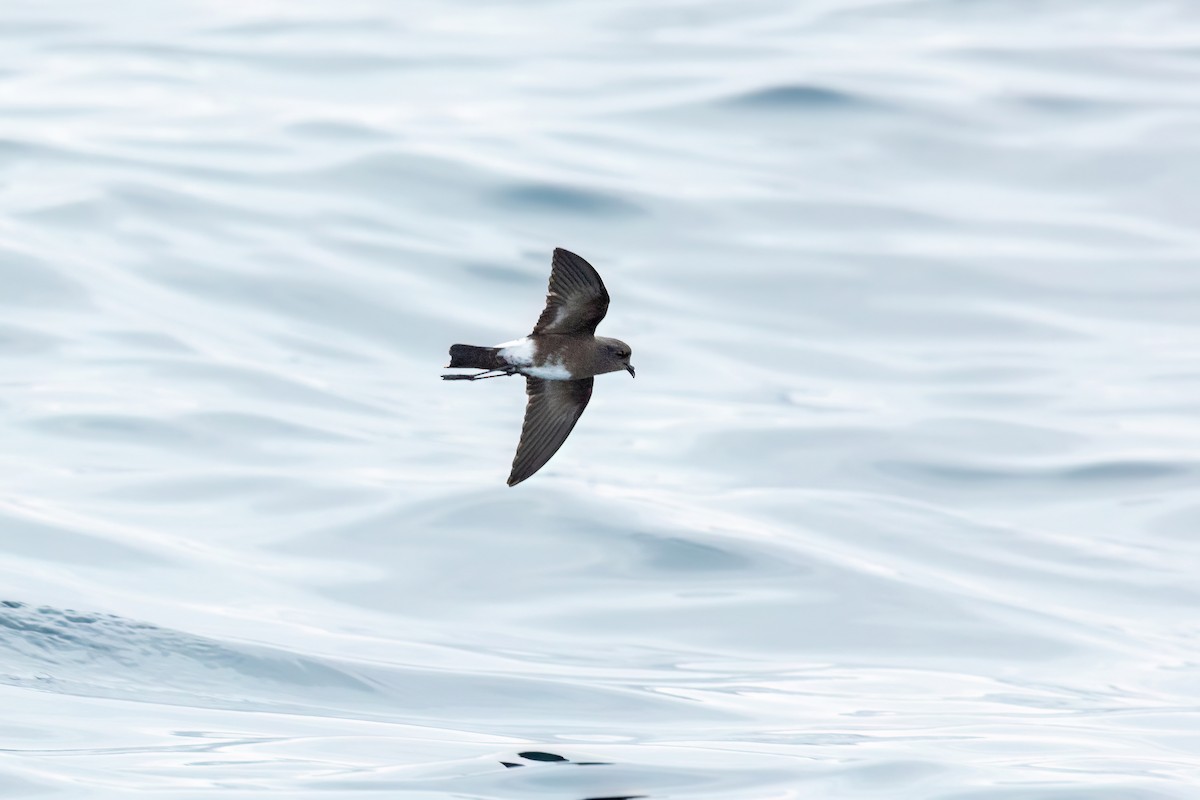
[446,344,504,371]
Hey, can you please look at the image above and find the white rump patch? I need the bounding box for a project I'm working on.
[496,337,535,366]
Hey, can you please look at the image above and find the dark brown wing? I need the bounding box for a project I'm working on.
[531,248,610,335]
[507,377,594,486]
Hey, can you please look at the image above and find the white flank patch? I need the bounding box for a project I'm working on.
[496,337,535,365]
[525,360,572,380]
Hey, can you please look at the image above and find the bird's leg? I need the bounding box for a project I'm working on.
[468,369,510,380]
[442,368,518,381]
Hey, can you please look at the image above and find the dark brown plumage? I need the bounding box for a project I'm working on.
[442,248,634,486]
[532,249,610,336]
[508,377,594,486]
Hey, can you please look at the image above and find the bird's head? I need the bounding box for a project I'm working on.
[597,337,635,378]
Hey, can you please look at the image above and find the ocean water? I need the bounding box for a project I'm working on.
[2,0,1200,797]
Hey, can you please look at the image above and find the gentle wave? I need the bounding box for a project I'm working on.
[2,0,1199,798]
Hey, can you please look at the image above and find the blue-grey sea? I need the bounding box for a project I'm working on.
[3,1,1200,798]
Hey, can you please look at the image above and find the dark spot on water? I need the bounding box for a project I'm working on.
[501,750,623,791]
[511,751,612,765]
[2,601,25,609]
[494,183,643,218]
[518,751,569,762]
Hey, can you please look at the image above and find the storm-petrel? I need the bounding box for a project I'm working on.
[442,248,635,486]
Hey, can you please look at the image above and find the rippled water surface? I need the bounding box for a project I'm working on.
[3,1,1200,797]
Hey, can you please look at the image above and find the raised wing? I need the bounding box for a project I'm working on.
[507,377,594,486]
[531,248,610,335]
